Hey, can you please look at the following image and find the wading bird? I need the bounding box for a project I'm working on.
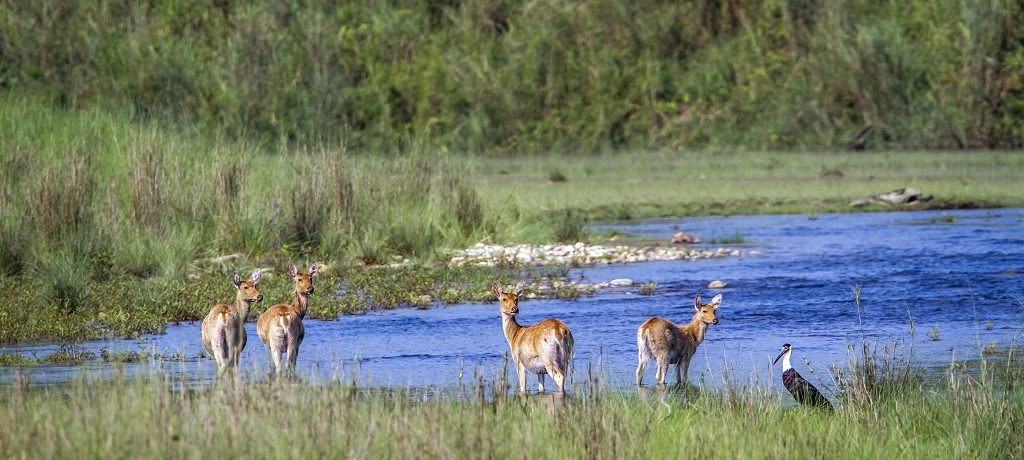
[773,343,833,410]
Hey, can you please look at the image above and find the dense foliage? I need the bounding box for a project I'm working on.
[2,0,1021,152]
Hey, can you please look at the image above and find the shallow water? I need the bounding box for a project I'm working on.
[3,208,1023,390]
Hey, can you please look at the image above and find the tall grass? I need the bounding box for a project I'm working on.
[0,0,1020,151]
[2,95,1023,343]
[0,353,1020,458]
[0,94,508,280]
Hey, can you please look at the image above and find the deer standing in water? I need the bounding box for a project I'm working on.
[257,263,318,375]
[493,281,574,393]
[201,269,263,374]
[636,294,722,386]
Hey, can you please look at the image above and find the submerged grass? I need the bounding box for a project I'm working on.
[0,352,1020,459]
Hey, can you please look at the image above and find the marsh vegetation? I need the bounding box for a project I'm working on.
[0,345,1020,458]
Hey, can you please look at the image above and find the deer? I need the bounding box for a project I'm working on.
[492,281,574,393]
[201,269,263,375]
[257,263,318,376]
[635,293,722,386]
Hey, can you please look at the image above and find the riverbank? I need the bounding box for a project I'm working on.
[0,353,1020,458]
[3,96,1024,345]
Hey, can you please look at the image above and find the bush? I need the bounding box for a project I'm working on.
[553,210,588,243]
[0,1,1020,151]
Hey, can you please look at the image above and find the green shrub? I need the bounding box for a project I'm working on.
[553,209,588,243]
[0,0,1019,151]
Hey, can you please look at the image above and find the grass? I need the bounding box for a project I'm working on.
[471,150,1024,221]
[0,265,577,344]
[707,233,748,245]
[0,1,1021,151]
[1,95,1023,344]
[0,351,1020,458]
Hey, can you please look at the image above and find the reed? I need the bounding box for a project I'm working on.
[0,353,1019,458]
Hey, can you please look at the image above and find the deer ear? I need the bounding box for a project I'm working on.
[308,263,319,279]
[250,269,262,285]
[694,295,702,311]
[491,282,503,299]
[513,281,525,297]
[708,294,722,308]
[232,273,242,288]
[288,264,298,277]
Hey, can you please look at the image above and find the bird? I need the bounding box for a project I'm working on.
[773,343,834,410]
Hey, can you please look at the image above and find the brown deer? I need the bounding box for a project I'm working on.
[201,269,263,374]
[635,293,722,386]
[257,263,318,375]
[492,281,574,393]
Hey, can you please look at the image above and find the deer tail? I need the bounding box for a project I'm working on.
[561,325,574,381]
[637,326,653,359]
[271,314,291,351]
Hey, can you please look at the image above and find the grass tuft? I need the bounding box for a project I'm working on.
[552,210,588,243]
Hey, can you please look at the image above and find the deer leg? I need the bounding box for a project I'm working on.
[516,362,527,393]
[286,339,299,376]
[210,333,227,372]
[547,365,566,393]
[656,360,669,386]
[225,336,237,370]
[269,343,284,376]
[538,373,546,393]
[680,357,691,385]
[237,330,247,369]
[636,353,649,386]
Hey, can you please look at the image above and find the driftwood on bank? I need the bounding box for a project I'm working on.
[850,188,933,207]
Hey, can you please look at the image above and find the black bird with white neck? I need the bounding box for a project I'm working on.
[773,343,833,410]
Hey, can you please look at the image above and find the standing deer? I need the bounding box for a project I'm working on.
[492,281,574,393]
[257,263,318,376]
[201,269,263,374]
[635,293,722,386]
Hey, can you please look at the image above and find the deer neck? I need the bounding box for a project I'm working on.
[684,311,710,344]
[291,290,310,318]
[234,291,253,321]
[501,314,523,348]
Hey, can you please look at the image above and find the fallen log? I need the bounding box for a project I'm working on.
[850,188,933,207]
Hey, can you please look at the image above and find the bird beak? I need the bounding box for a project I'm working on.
[772,349,786,366]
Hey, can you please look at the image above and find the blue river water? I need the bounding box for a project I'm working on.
[2,208,1022,391]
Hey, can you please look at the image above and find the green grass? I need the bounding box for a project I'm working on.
[0,355,1020,458]
[0,1,1021,151]
[471,150,1024,221]
[0,265,571,344]
[2,95,1024,344]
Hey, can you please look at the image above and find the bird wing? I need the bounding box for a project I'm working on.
[785,369,834,410]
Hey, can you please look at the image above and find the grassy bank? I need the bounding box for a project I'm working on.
[1,1,1021,151]
[471,150,1024,220]
[2,95,1024,343]
[0,353,1021,458]
[0,265,571,344]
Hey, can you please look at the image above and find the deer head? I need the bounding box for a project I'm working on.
[492,281,525,317]
[232,269,263,303]
[694,293,722,325]
[288,263,319,295]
